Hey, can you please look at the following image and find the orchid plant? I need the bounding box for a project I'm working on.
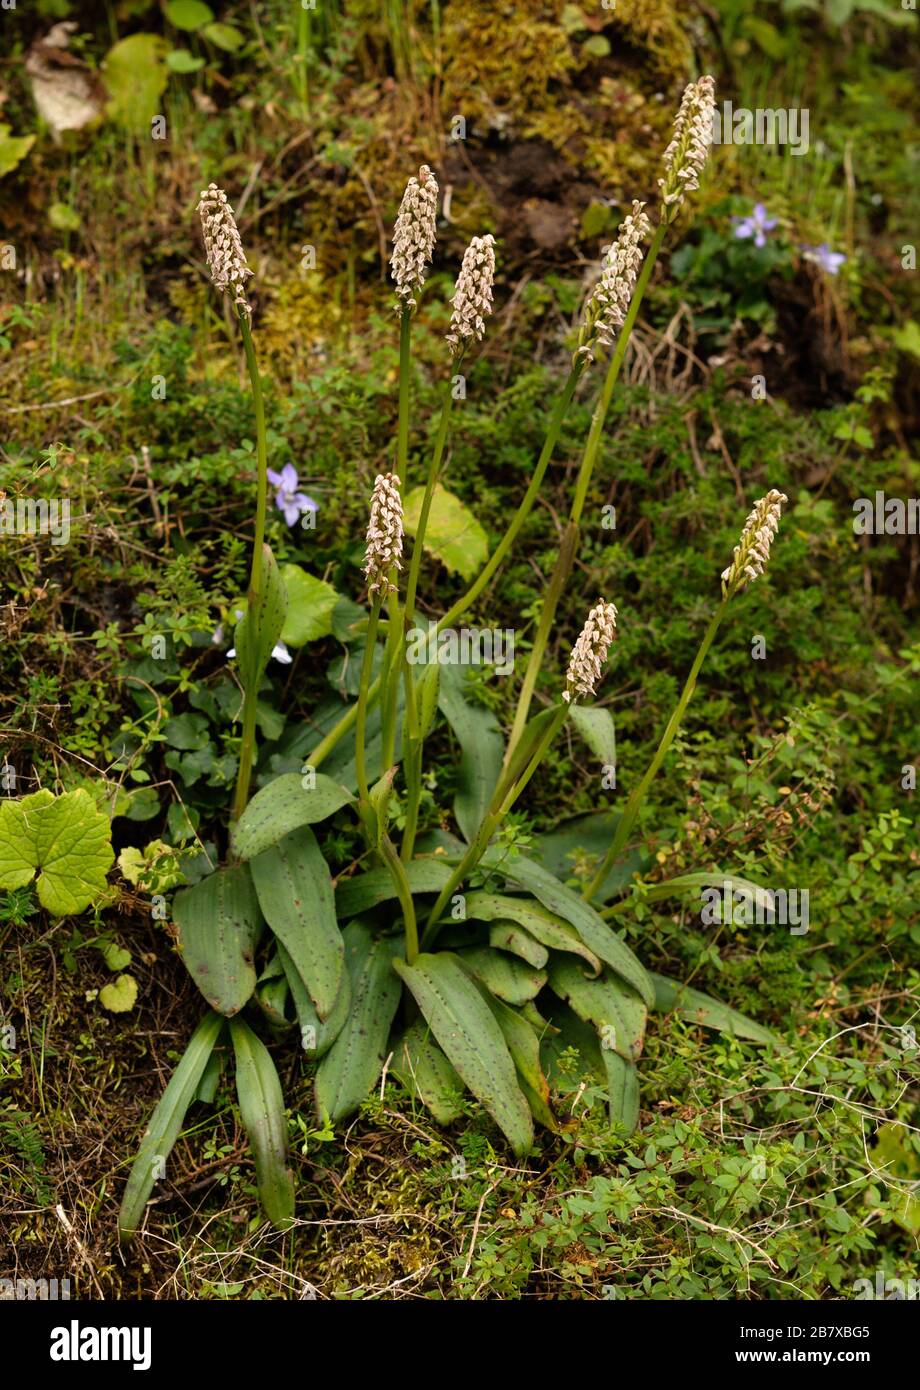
[119,78,786,1239]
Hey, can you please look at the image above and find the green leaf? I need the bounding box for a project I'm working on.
[391,1020,467,1124]
[118,1010,224,1239]
[48,202,81,232]
[0,789,115,916]
[250,827,343,1021]
[102,34,169,134]
[602,1051,640,1136]
[0,124,36,180]
[472,986,555,1130]
[231,772,354,860]
[278,942,350,1060]
[336,857,453,917]
[893,320,920,360]
[491,707,557,809]
[99,974,138,1012]
[173,865,262,1016]
[279,564,338,648]
[393,953,533,1156]
[164,711,210,750]
[495,853,654,1006]
[456,945,546,1005]
[567,705,615,767]
[437,664,504,842]
[644,871,777,916]
[465,891,601,974]
[649,972,778,1045]
[547,957,646,1060]
[488,922,549,970]
[315,922,402,1122]
[165,0,214,29]
[403,484,488,580]
[417,660,441,738]
[535,811,643,902]
[203,20,245,50]
[101,942,132,972]
[229,1016,295,1230]
[166,48,206,73]
[234,546,288,696]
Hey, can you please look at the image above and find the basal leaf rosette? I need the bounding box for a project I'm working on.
[0,789,115,915]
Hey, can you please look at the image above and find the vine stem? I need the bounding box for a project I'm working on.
[584,596,730,901]
[232,312,269,826]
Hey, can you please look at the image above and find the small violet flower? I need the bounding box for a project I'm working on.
[802,242,846,275]
[267,463,318,527]
[732,203,778,249]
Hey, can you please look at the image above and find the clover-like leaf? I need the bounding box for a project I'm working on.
[0,789,115,916]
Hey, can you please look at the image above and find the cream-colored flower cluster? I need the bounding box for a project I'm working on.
[576,202,651,364]
[658,76,716,220]
[721,489,788,597]
[364,472,404,596]
[197,183,253,320]
[563,600,618,703]
[447,234,496,357]
[391,165,439,311]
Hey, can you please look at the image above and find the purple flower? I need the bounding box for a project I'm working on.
[731,203,778,249]
[267,463,318,527]
[801,242,846,275]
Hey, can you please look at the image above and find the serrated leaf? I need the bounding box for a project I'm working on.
[99,974,138,1012]
[455,945,546,1005]
[437,663,504,842]
[391,1019,466,1124]
[403,484,488,580]
[494,852,654,1006]
[118,1011,224,1239]
[315,922,402,1122]
[231,772,354,859]
[234,546,288,696]
[0,789,115,916]
[336,857,453,917]
[173,865,261,1016]
[229,1016,295,1230]
[488,922,549,970]
[465,890,601,974]
[649,972,777,1044]
[393,953,533,1156]
[278,941,350,1060]
[547,957,647,1060]
[250,826,343,1021]
[279,564,338,648]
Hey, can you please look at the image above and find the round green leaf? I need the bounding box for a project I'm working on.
[203,21,244,51]
[99,974,138,1013]
[102,34,169,133]
[164,0,214,31]
[167,48,206,73]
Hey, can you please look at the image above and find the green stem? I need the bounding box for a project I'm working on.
[503,222,668,764]
[436,364,584,635]
[405,379,456,622]
[422,704,567,948]
[584,596,729,901]
[397,307,411,481]
[381,835,419,964]
[355,599,383,804]
[502,521,579,770]
[380,582,402,770]
[232,313,269,826]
